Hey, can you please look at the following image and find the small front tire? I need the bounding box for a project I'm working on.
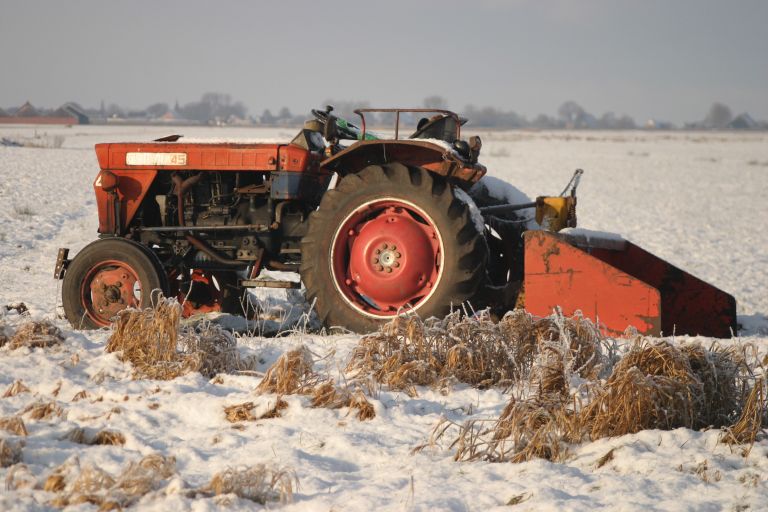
[62,238,167,329]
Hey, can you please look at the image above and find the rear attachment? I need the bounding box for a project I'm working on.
[522,230,737,338]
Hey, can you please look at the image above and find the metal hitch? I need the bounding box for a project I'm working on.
[54,248,70,280]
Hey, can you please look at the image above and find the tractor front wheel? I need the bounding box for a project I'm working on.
[300,164,487,333]
[62,238,167,329]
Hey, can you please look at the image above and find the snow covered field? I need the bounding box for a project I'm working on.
[0,124,767,510]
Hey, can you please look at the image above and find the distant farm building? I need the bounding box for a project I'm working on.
[0,101,89,125]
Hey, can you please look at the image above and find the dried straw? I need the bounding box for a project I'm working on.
[71,390,89,402]
[256,347,318,395]
[225,397,290,423]
[46,453,176,509]
[23,400,64,421]
[106,298,184,379]
[2,380,30,398]
[0,416,27,436]
[720,378,766,453]
[224,402,257,423]
[442,397,573,463]
[107,298,253,380]
[181,322,252,378]
[349,390,376,421]
[8,320,64,349]
[580,339,702,439]
[200,465,296,504]
[259,397,289,419]
[64,428,125,446]
[433,336,749,464]
[310,381,376,421]
[0,438,22,468]
[310,381,346,409]
[92,430,126,446]
[681,343,740,427]
[347,310,603,394]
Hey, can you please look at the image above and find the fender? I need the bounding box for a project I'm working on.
[320,140,486,184]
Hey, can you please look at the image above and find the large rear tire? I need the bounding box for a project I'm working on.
[62,238,167,329]
[300,164,487,333]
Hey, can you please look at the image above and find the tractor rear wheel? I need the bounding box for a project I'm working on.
[62,238,168,329]
[300,164,487,333]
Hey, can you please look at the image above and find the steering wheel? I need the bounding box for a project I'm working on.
[311,107,331,124]
[311,106,362,140]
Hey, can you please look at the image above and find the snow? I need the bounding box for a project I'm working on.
[409,138,458,154]
[560,228,624,241]
[469,175,541,230]
[452,188,486,234]
[560,227,626,250]
[1,125,767,510]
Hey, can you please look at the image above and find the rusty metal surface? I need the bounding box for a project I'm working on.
[522,231,737,338]
[524,230,662,336]
[320,139,486,183]
[588,241,737,338]
[54,248,70,279]
[96,142,290,172]
[94,168,156,234]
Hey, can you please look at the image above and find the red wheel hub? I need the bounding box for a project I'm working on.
[81,260,141,327]
[332,199,442,317]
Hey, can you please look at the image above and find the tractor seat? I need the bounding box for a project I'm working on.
[409,114,466,142]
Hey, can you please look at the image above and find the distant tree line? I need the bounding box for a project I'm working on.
[5,93,765,130]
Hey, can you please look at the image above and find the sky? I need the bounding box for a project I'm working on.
[1,0,766,124]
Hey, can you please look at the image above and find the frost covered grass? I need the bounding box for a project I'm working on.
[199,465,296,505]
[254,345,377,421]
[427,329,766,465]
[0,319,63,350]
[0,126,767,510]
[1,303,767,510]
[346,309,602,395]
[106,297,255,380]
[0,416,28,436]
[0,438,23,468]
[255,346,318,395]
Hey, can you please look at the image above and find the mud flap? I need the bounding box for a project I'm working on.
[522,230,737,338]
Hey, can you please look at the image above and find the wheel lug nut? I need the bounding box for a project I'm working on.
[386,267,393,273]
[376,265,384,272]
[391,245,396,251]
[394,262,400,268]
[373,258,379,264]
[394,252,401,258]
[382,243,388,249]
[375,249,381,254]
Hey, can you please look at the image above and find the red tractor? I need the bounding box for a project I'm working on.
[56,106,737,337]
